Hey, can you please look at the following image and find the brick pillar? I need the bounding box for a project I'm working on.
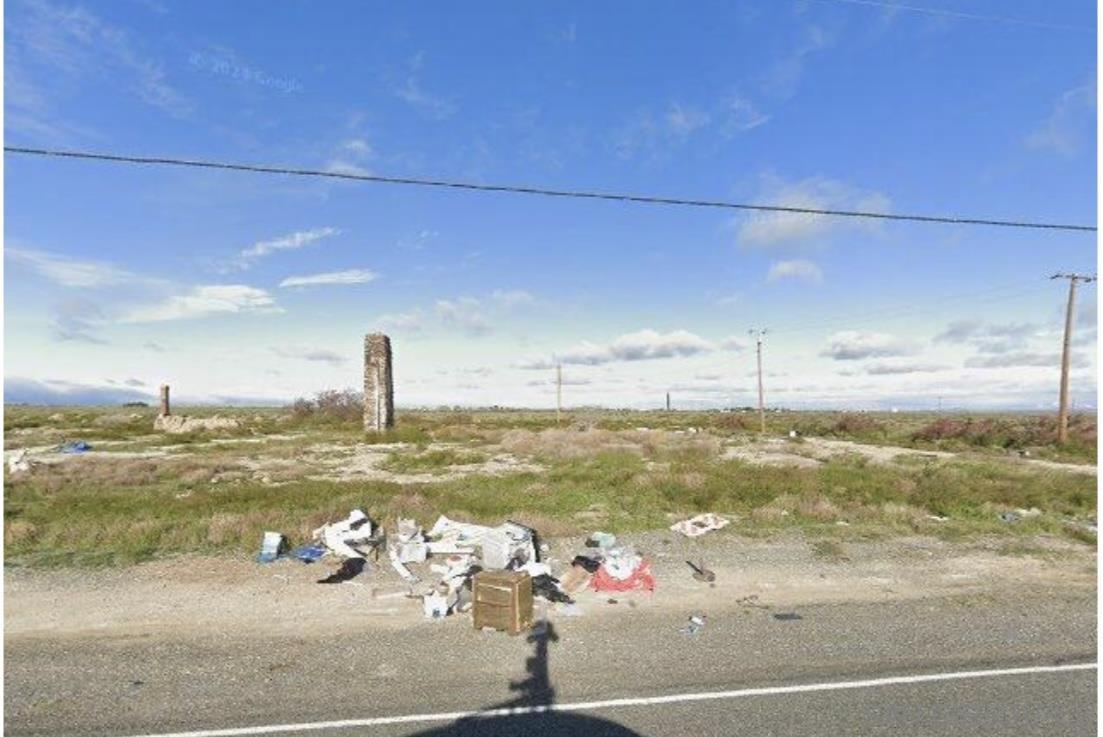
[159,385,170,416]
[364,334,394,431]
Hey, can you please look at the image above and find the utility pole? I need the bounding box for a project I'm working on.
[665,392,671,412]
[749,328,767,433]
[1051,273,1095,443]
[556,363,562,426]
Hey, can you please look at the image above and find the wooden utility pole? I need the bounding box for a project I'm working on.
[556,364,562,425]
[1052,273,1095,443]
[749,329,767,433]
[665,392,670,411]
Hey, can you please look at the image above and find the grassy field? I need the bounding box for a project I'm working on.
[3,403,1097,567]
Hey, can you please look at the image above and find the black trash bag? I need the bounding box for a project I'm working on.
[317,558,366,584]
[532,573,573,604]
[572,555,601,573]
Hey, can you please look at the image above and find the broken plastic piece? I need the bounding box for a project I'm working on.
[585,531,617,549]
[7,450,31,474]
[292,543,327,563]
[256,531,287,563]
[58,440,92,454]
[670,513,730,538]
[423,590,450,619]
[680,614,707,635]
[314,509,375,559]
[388,546,420,583]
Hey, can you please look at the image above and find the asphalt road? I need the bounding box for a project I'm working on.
[5,592,1096,737]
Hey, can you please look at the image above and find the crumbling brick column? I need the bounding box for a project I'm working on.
[159,384,170,416]
[364,334,394,431]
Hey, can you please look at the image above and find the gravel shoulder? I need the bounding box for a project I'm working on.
[5,532,1095,641]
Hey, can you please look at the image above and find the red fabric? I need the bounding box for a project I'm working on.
[590,558,656,593]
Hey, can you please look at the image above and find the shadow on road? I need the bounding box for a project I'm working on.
[410,621,643,736]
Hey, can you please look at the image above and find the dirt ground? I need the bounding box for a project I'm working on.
[5,531,1094,641]
[722,436,1096,476]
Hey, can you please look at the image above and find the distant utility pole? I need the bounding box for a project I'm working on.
[556,364,562,425]
[1051,273,1096,443]
[749,328,767,433]
[666,392,671,411]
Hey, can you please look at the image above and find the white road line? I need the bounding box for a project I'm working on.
[126,662,1096,737]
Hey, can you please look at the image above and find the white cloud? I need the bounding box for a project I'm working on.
[934,320,1041,353]
[761,24,832,99]
[393,54,457,119]
[11,0,190,117]
[324,160,371,176]
[51,298,108,344]
[964,352,1075,369]
[737,176,890,247]
[377,310,426,332]
[491,289,535,308]
[7,247,147,288]
[279,269,377,288]
[119,285,282,323]
[767,259,823,283]
[342,138,372,156]
[859,363,949,376]
[665,103,711,136]
[520,329,735,369]
[435,297,490,336]
[1026,84,1095,156]
[720,95,770,133]
[719,336,749,351]
[714,293,741,307]
[271,347,347,365]
[821,331,915,360]
[237,227,339,268]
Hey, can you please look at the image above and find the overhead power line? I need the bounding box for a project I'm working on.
[5,146,1096,233]
[814,0,1091,33]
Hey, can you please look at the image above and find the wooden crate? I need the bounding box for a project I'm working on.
[473,571,533,635]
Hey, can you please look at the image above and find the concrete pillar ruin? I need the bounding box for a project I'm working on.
[364,333,394,431]
[159,384,170,416]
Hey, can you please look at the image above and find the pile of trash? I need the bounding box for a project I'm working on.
[256,514,663,627]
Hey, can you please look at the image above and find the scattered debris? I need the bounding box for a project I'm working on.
[256,531,287,563]
[58,441,92,454]
[531,573,573,604]
[680,614,707,635]
[1015,507,1042,519]
[591,548,656,593]
[585,531,617,549]
[560,563,593,594]
[291,543,327,563]
[572,555,602,573]
[483,522,538,569]
[736,594,768,610]
[926,514,949,523]
[773,612,802,621]
[999,511,1020,524]
[388,546,421,584]
[315,509,380,559]
[670,513,730,538]
[8,449,31,473]
[317,558,367,584]
[422,587,452,619]
[686,560,716,583]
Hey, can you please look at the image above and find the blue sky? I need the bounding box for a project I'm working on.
[4,0,1098,409]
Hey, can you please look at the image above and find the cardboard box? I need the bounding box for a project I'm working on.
[473,571,533,635]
